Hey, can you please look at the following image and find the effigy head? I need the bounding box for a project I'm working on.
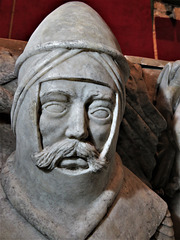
[2,2,130,238]
[11,1,129,178]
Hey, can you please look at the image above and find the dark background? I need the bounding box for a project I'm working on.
[0,0,180,61]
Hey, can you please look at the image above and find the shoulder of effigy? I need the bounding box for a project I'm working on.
[120,166,168,212]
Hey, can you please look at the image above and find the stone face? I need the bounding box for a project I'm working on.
[0,2,177,239]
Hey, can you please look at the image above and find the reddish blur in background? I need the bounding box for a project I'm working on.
[0,0,179,61]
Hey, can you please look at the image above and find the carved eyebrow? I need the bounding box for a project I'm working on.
[87,92,115,103]
[40,90,72,104]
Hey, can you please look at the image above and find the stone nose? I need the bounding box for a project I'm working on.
[65,104,89,140]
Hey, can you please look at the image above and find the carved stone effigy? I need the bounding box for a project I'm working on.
[153,61,180,238]
[0,2,178,240]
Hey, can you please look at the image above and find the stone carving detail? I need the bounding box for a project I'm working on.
[117,62,167,186]
[154,61,180,239]
[0,2,178,240]
[153,61,180,196]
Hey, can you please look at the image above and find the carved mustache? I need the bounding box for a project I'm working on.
[34,139,107,172]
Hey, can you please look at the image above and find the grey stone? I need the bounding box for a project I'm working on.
[0,47,16,85]
[0,2,175,240]
[0,86,13,114]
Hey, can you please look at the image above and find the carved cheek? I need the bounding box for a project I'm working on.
[88,120,111,152]
[39,111,68,148]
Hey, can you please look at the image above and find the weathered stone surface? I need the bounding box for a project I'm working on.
[0,121,15,172]
[0,182,46,240]
[117,62,167,186]
[0,47,16,85]
[0,86,13,114]
[154,61,180,240]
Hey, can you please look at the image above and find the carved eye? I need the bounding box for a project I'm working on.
[88,106,112,124]
[42,101,67,115]
[88,99,113,124]
[90,108,111,119]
